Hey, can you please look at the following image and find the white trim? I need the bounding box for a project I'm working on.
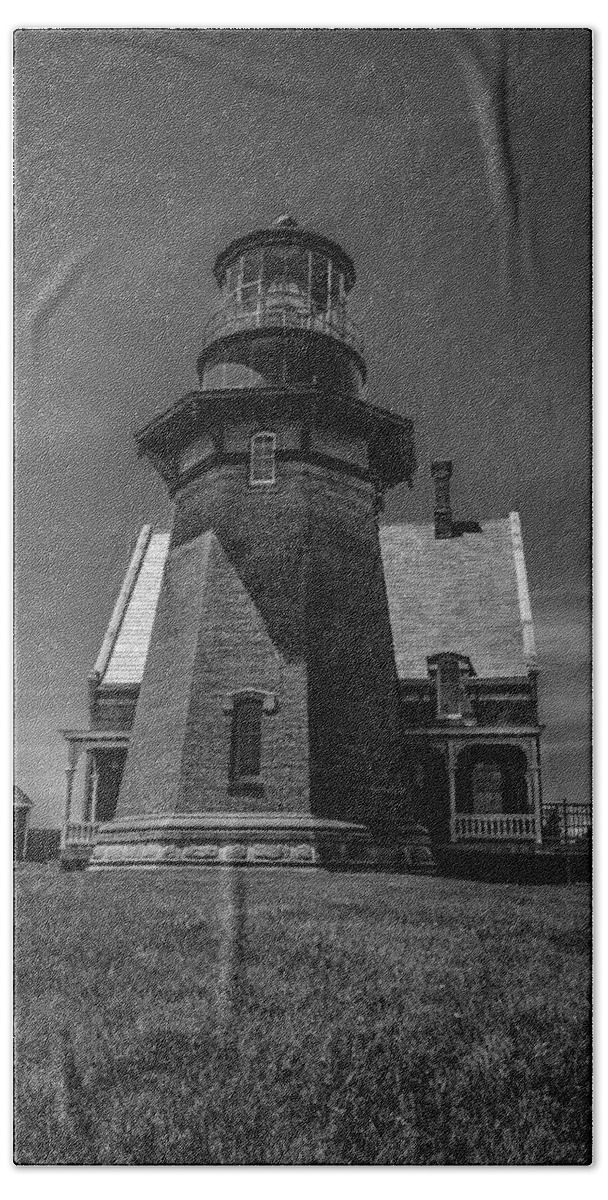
[249,431,277,486]
[222,689,277,715]
[93,525,153,679]
[61,729,130,742]
[509,511,538,669]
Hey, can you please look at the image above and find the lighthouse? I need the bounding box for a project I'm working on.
[91,216,432,869]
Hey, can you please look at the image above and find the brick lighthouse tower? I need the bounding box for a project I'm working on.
[93,216,431,869]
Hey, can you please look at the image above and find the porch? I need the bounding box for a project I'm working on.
[405,725,544,847]
[60,729,129,863]
[60,726,547,860]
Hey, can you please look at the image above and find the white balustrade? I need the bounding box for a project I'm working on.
[64,822,98,846]
[452,813,537,841]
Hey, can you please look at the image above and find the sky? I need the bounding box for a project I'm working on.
[14,28,591,827]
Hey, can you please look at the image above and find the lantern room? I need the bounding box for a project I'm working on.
[197,216,366,396]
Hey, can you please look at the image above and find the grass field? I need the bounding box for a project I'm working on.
[14,863,591,1165]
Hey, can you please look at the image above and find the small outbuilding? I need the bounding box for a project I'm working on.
[14,786,33,862]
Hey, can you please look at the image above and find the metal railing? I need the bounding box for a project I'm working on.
[541,801,591,846]
[452,813,538,841]
[201,283,365,358]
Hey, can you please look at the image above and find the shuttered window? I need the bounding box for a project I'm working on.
[230,694,263,779]
[250,432,276,485]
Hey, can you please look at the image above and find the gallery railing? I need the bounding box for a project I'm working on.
[201,282,365,358]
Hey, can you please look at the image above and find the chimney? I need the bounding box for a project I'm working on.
[431,459,453,539]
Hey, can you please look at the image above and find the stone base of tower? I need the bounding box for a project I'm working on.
[89,812,435,873]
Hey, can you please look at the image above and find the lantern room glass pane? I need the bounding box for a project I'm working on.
[288,248,310,296]
[311,253,328,312]
[242,248,262,284]
[330,268,343,308]
[263,245,288,287]
[262,244,309,296]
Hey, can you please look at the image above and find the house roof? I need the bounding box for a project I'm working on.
[95,527,171,687]
[379,513,536,680]
[93,512,536,688]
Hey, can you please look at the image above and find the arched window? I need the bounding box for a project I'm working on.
[250,432,276,486]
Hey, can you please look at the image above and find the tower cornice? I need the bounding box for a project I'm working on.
[134,386,416,494]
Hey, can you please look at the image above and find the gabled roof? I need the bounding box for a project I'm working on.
[93,513,536,689]
[94,527,171,687]
[380,513,536,680]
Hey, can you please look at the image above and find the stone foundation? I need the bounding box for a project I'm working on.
[87,812,434,872]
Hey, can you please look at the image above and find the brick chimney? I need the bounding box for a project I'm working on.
[431,459,453,539]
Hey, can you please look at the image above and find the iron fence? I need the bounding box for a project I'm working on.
[541,800,591,846]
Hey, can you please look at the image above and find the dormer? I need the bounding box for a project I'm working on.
[427,652,476,723]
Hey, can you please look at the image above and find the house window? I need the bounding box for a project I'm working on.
[437,655,463,719]
[428,652,475,722]
[471,762,503,813]
[230,694,264,780]
[250,432,276,485]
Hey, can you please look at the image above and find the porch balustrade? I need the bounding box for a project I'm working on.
[63,821,99,847]
[452,813,537,841]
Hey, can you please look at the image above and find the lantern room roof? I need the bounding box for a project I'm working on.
[213,217,357,291]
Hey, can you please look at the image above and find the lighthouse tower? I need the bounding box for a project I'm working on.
[93,216,431,869]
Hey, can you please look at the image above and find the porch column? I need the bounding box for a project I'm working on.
[447,741,458,842]
[528,739,543,844]
[83,749,93,822]
[90,754,100,827]
[62,741,80,844]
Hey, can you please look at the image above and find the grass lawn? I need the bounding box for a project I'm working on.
[14,863,591,1165]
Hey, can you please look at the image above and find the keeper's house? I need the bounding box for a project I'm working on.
[62,472,542,862]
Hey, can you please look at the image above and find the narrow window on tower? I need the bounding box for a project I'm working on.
[230,694,263,781]
[249,431,276,486]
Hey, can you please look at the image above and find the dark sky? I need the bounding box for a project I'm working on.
[14,28,591,826]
